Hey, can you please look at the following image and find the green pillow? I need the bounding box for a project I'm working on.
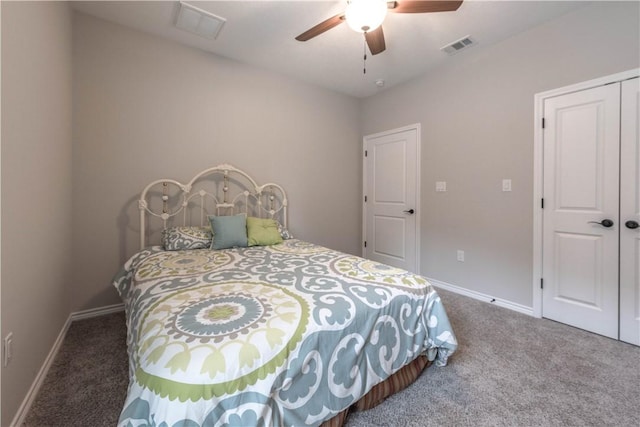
[208,214,248,250]
[246,217,283,246]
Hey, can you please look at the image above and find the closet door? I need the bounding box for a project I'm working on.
[542,84,620,339]
[620,77,640,346]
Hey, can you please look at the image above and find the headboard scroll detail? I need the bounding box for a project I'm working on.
[139,164,288,249]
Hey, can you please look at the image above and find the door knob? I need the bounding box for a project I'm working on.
[588,219,614,228]
[403,209,415,214]
[625,220,639,229]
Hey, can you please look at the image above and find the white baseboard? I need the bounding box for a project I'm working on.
[10,316,72,427]
[427,277,534,317]
[71,302,125,321]
[10,303,125,427]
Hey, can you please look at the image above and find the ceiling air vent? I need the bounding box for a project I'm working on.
[440,35,476,55]
[175,1,226,40]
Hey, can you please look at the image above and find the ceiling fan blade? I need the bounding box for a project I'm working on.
[388,1,463,14]
[295,14,345,41]
[365,26,386,55]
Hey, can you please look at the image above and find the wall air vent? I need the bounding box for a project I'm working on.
[440,35,476,55]
[175,1,226,40]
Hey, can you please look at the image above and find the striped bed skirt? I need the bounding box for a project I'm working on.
[320,355,430,427]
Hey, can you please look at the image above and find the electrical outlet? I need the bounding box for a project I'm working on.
[3,332,13,367]
[457,250,465,262]
[502,179,512,192]
[436,181,447,192]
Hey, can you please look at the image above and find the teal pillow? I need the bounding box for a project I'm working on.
[208,214,248,250]
[247,217,283,246]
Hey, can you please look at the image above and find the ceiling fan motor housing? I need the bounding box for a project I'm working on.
[345,0,388,33]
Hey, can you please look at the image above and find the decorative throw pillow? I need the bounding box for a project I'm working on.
[162,226,212,251]
[277,221,294,240]
[208,214,248,250]
[247,217,283,246]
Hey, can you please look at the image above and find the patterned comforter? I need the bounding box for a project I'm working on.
[113,239,458,427]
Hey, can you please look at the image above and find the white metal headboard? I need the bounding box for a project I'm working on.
[138,164,288,249]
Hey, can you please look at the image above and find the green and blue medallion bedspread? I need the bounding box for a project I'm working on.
[113,239,458,427]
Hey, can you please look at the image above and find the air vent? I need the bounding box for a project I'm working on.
[440,35,476,55]
[175,1,226,40]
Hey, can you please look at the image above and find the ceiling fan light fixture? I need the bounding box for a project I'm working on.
[345,0,388,33]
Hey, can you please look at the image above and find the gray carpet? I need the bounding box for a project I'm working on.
[23,311,128,427]
[24,289,640,427]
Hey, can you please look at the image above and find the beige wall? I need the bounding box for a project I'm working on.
[361,2,640,307]
[1,2,73,425]
[71,12,362,311]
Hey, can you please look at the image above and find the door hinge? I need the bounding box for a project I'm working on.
[364,195,367,202]
[541,198,544,209]
[364,150,368,157]
[540,278,544,289]
[542,118,545,129]
[364,241,367,248]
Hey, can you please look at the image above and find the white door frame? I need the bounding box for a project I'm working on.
[362,123,421,274]
[532,68,640,318]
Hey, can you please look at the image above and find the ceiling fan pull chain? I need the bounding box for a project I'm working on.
[363,35,367,74]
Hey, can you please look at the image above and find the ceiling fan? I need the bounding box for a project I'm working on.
[295,1,464,56]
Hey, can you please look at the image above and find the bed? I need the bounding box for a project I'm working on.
[113,164,457,427]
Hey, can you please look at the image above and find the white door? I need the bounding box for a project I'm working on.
[542,84,621,339]
[620,77,640,345]
[363,125,419,273]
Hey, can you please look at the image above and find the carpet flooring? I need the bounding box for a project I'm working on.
[24,289,640,426]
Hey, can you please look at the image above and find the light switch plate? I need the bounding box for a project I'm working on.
[502,179,512,192]
[436,181,447,192]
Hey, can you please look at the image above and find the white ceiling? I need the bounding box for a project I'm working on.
[71,1,589,98]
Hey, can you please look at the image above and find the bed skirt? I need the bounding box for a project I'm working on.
[320,355,430,427]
